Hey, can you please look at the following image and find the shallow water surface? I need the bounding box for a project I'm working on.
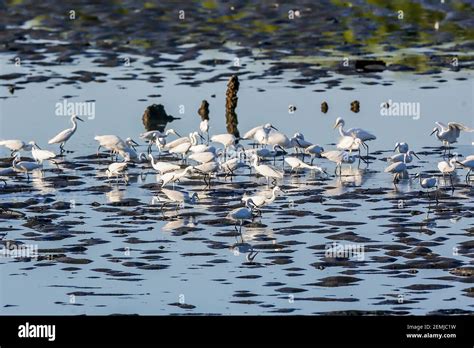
[0,47,473,315]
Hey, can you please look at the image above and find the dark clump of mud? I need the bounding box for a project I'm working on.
[142,104,179,132]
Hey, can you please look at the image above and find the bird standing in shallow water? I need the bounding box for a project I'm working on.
[456,157,474,183]
[251,155,283,186]
[321,150,356,176]
[437,157,457,190]
[333,117,376,158]
[29,141,56,164]
[227,199,257,234]
[0,140,32,157]
[414,173,438,205]
[430,121,473,156]
[48,114,84,154]
[394,142,409,154]
[106,162,128,184]
[12,156,42,181]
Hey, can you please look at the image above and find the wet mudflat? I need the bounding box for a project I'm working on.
[0,1,473,315]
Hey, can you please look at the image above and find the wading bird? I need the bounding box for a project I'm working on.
[211,133,237,158]
[304,144,324,165]
[456,157,474,182]
[242,186,284,213]
[159,166,193,187]
[437,157,457,190]
[284,156,326,175]
[200,119,209,144]
[12,157,42,180]
[159,188,199,212]
[29,141,56,164]
[192,161,220,187]
[321,150,356,176]
[388,150,420,164]
[333,117,376,157]
[227,199,257,233]
[148,154,181,174]
[384,155,408,186]
[140,129,180,154]
[48,114,84,154]
[0,140,32,156]
[105,162,128,184]
[414,173,438,204]
[394,142,409,154]
[251,155,283,185]
[430,122,473,156]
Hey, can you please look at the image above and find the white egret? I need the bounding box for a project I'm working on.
[48,114,84,153]
[304,144,324,165]
[188,151,219,164]
[160,188,198,212]
[243,125,264,144]
[94,135,126,156]
[12,157,42,180]
[335,136,368,165]
[265,131,291,149]
[291,133,312,153]
[211,133,236,157]
[394,142,409,153]
[253,124,279,146]
[200,119,209,143]
[284,156,326,175]
[227,199,257,233]
[456,157,474,182]
[220,158,248,177]
[140,129,180,153]
[106,162,128,183]
[29,141,56,164]
[148,154,180,174]
[384,155,408,185]
[170,141,192,160]
[333,117,376,156]
[430,122,473,155]
[159,166,193,187]
[245,144,287,164]
[251,155,283,185]
[414,173,438,204]
[0,140,32,156]
[193,161,220,187]
[164,134,192,151]
[438,158,457,189]
[321,150,356,175]
[388,150,420,164]
[242,186,284,211]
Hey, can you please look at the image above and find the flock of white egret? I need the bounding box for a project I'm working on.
[1,114,474,232]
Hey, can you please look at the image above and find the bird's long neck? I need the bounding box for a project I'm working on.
[270,188,278,202]
[338,125,347,137]
[252,157,258,167]
[70,117,77,131]
[149,155,156,167]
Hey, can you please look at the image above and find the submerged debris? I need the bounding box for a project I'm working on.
[142,104,178,132]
